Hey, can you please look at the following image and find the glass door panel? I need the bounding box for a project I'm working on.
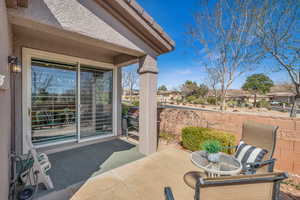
[31,59,77,145]
[80,66,113,139]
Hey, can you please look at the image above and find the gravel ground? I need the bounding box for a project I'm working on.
[167,103,299,118]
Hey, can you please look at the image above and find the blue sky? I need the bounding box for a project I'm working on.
[128,0,291,90]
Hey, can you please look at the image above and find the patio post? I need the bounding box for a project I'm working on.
[138,55,158,155]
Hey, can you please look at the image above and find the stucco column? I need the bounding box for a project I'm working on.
[0,1,12,199]
[138,55,158,155]
[115,67,122,136]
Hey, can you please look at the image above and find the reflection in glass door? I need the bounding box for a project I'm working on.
[80,66,113,139]
[30,58,114,146]
[31,59,77,145]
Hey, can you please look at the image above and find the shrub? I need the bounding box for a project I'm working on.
[122,104,130,116]
[193,98,206,105]
[257,99,270,108]
[207,97,217,105]
[227,100,238,108]
[245,102,253,108]
[181,127,236,154]
[186,95,197,103]
[132,100,139,106]
[159,132,177,143]
[202,140,221,153]
[176,99,183,104]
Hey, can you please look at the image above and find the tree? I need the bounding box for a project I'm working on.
[205,67,220,98]
[122,67,139,104]
[188,0,261,110]
[158,85,168,91]
[181,80,199,98]
[180,80,209,99]
[242,74,274,107]
[198,83,209,98]
[255,0,300,117]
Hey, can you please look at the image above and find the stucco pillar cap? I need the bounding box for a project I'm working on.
[138,55,158,74]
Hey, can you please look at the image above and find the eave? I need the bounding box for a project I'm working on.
[94,0,175,55]
[6,0,175,55]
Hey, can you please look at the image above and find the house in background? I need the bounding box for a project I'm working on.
[225,89,270,103]
[122,89,139,102]
[157,90,182,104]
[0,0,174,199]
[268,92,295,104]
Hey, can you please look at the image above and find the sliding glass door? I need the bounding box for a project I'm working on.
[80,66,113,139]
[30,58,113,146]
[31,59,77,145]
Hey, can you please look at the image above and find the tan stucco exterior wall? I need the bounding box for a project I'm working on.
[12,30,121,154]
[0,1,12,199]
[8,0,157,57]
[8,0,163,159]
[13,26,115,64]
[9,0,161,155]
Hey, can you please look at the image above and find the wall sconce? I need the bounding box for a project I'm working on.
[8,56,21,73]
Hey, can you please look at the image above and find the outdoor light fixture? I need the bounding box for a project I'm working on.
[8,56,21,73]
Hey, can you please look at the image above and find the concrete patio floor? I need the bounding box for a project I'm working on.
[70,147,199,200]
[35,139,144,200]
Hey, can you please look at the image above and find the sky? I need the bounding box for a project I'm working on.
[125,0,291,90]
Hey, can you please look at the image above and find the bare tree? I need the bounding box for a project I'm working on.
[255,0,300,117]
[188,0,260,110]
[122,67,139,104]
[205,67,220,98]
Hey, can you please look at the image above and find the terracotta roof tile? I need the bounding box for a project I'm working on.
[123,0,175,48]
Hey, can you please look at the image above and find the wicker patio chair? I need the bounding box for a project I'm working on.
[165,172,288,200]
[239,121,278,173]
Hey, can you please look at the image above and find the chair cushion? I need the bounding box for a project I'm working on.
[235,141,268,168]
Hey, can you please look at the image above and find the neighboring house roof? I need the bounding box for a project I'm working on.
[225,90,254,98]
[270,84,295,93]
[157,90,181,95]
[267,92,295,97]
[216,89,295,98]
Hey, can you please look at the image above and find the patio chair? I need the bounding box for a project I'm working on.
[122,114,160,139]
[238,121,278,173]
[122,114,139,139]
[20,135,54,190]
[164,172,288,200]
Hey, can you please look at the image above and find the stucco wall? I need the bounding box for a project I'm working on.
[158,108,300,175]
[8,0,157,57]
[13,25,115,64]
[12,28,115,154]
[0,1,12,199]
[8,0,161,154]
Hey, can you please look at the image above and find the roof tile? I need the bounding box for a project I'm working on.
[141,11,154,25]
[129,0,144,14]
[123,0,175,48]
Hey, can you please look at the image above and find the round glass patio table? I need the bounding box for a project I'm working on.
[191,151,242,177]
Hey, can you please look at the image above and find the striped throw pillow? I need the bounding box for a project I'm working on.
[235,141,268,169]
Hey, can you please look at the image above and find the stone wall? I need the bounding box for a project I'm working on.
[158,108,300,175]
